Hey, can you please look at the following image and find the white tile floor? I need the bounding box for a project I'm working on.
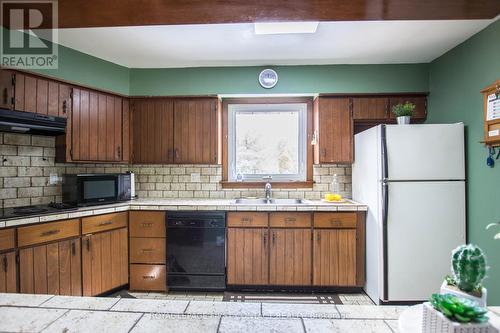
[2,292,498,333]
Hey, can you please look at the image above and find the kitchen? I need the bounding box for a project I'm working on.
[0,1,499,332]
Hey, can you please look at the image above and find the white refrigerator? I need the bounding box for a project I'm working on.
[352,124,466,304]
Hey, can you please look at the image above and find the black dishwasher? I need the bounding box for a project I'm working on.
[167,211,226,291]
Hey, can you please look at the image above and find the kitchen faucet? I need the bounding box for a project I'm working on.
[265,182,272,200]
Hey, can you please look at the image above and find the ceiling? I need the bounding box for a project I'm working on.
[56,19,495,68]
[56,0,500,28]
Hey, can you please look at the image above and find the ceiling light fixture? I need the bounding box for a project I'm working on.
[254,21,319,35]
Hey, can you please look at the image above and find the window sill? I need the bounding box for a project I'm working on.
[220,181,314,189]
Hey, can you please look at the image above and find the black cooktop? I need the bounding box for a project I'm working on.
[0,202,78,220]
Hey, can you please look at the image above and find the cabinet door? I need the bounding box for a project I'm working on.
[47,81,59,116]
[173,98,217,164]
[227,228,268,285]
[122,99,130,162]
[19,238,82,295]
[71,89,124,162]
[269,229,311,286]
[0,251,17,293]
[35,78,48,115]
[0,70,14,109]
[13,73,25,111]
[312,229,357,286]
[82,228,128,296]
[389,96,427,120]
[132,98,174,163]
[352,97,388,121]
[317,97,353,163]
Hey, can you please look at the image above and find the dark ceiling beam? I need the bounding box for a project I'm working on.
[57,0,500,29]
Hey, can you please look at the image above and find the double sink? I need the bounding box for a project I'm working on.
[233,198,308,205]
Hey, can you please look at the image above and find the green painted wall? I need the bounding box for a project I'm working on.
[1,27,130,95]
[33,44,130,95]
[428,19,500,305]
[129,64,429,96]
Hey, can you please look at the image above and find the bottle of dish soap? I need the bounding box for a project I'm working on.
[331,174,340,194]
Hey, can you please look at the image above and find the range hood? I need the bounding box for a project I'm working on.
[0,108,67,136]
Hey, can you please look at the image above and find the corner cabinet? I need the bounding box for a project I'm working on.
[57,88,130,163]
[81,212,128,296]
[314,97,353,164]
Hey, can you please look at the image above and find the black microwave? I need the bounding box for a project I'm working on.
[62,173,135,206]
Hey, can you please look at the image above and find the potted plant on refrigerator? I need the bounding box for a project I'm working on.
[440,244,488,307]
[421,293,490,333]
[392,101,415,125]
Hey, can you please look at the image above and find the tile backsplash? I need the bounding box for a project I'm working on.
[0,132,352,208]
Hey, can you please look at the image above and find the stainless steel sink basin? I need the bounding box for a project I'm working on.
[234,198,308,205]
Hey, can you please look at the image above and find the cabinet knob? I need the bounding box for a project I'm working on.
[62,100,68,113]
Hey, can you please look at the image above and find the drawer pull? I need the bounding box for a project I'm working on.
[141,248,154,253]
[329,219,342,225]
[41,229,60,237]
[141,222,153,227]
[98,221,113,227]
[142,275,155,280]
[284,217,296,223]
[71,241,76,256]
[241,217,253,223]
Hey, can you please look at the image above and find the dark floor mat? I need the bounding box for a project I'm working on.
[223,292,342,304]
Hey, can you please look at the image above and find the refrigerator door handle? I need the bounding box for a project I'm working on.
[381,125,389,301]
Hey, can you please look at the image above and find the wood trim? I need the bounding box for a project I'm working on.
[56,1,500,29]
[221,97,314,187]
[356,211,366,287]
[221,181,314,189]
[319,92,429,97]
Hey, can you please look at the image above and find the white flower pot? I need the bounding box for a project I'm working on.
[422,302,492,333]
[440,280,487,307]
[397,116,411,125]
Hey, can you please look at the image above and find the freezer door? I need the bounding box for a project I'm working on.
[385,124,465,180]
[385,181,466,302]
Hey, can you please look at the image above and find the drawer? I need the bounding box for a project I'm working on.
[130,264,166,291]
[0,228,15,251]
[18,219,80,247]
[129,211,166,238]
[313,213,357,229]
[82,212,127,234]
[227,212,268,227]
[270,212,311,228]
[130,238,166,264]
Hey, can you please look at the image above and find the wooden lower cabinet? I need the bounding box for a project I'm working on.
[82,228,128,296]
[269,229,311,286]
[0,251,17,293]
[130,264,166,291]
[312,229,357,286]
[19,238,82,295]
[227,228,268,285]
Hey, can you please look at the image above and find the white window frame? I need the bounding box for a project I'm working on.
[227,103,307,182]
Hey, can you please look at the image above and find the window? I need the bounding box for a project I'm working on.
[228,103,307,182]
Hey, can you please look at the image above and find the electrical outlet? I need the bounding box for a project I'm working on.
[49,173,59,185]
[191,173,200,182]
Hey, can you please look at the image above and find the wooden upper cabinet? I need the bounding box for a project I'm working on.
[131,98,174,164]
[352,97,388,121]
[315,97,353,164]
[0,69,14,109]
[69,88,127,162]
[173,98,218,164]
[389,96,427,120]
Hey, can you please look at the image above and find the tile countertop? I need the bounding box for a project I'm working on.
[0,198,367,228]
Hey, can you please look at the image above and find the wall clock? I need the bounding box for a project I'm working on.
[259,69,278,89]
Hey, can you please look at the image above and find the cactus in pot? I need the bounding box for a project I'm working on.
[441,244,488,307]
